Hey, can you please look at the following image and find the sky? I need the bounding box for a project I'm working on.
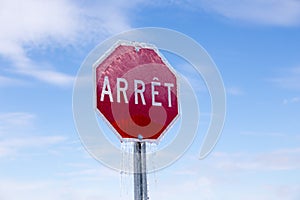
[0,0,300,199]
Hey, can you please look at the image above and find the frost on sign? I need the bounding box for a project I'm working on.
[94,41,179,141]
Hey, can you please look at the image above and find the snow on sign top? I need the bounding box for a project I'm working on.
[94,41,179,142]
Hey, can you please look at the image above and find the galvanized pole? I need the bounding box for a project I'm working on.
[134,142,148,200]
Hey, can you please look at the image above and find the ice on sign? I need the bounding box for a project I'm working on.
[94,41,179,141]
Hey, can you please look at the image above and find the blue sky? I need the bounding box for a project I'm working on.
[1,0,300,199]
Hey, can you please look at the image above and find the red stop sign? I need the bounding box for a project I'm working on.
[94,41,179,141]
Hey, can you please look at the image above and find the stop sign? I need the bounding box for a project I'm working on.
[94,41,179,141]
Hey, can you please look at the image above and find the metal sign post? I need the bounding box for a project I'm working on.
[134,142,148,200]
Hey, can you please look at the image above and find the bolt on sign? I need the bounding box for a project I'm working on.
[94,41,179,142]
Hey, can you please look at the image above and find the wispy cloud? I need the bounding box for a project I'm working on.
[0,112,35,135]
[0,178,116,200]
[0,112,66,157]
[0,0,137,87]
[283,97,300,104]
[0,136,66,157]
[58,165,119,182]
[197,0,300,26]
[150,175,216,200]
[227,86,244,96]
[241,130,285,137]
[0,75,28,87]
[212,147,300,171]
[269,67,300,90]
[135,0,300,26]
[266,184,300,200]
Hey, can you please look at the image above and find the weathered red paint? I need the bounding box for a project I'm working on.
[95,42,178,141]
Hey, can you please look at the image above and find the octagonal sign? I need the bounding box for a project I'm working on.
[94,41,179,142]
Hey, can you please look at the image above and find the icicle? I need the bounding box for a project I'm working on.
[120,141,135,199]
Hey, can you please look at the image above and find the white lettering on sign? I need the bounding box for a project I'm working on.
[100,76,113,102]
[134,80,146,105]
[164,83,174,107]
[100,76,174,107]
[151,77,162,106]
[117,78,128,103]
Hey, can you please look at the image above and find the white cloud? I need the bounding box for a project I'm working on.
[0,112,67,157]
[165,159,282,200]
[227,86,244,96]
[283,97,300,104]
[262,184,300,200]
[133,0,300,26]
[198,0,300,26]
[212,147,300,171]
[0,136,66,157]
[0,112,35,134]
[0,75,28,86]
[0,112,36,147]
[241,130,285,137]
[58,164,119,181]
[270,67,300,90]
[0,179,117,200]
[17,66,75,86]
[150,175,216,200]
[0,0,137,87]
